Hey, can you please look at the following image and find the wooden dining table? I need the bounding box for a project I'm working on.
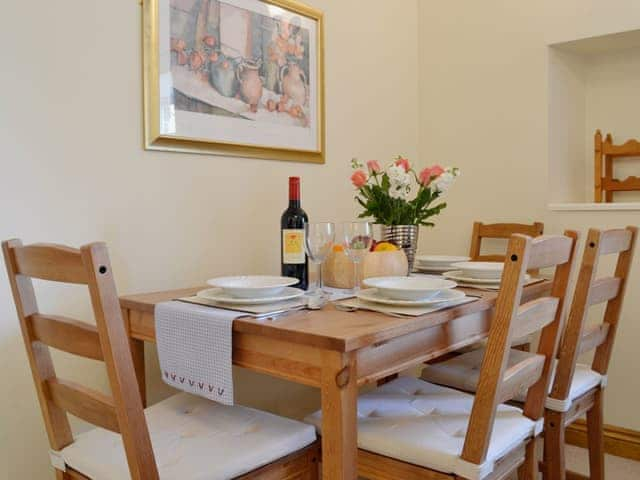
[119,281,550,480]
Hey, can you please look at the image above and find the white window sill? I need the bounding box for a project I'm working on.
[548,202,640,212]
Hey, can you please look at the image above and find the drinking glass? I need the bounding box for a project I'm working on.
[304,222,335,294]
[342,222,373,292]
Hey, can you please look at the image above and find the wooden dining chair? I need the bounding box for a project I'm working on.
[307,232,577,480]
[422,227,637,480]
[543,226,637,480]
[469,221,545,263]
[2,239,319,480]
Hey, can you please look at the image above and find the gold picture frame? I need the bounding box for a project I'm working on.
[143,0,325,163]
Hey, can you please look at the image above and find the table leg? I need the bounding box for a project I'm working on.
[320,350,358,480]
[123,308,147,407]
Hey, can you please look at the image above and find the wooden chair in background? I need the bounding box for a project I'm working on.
[469,221,545,263]
[594,130,640,203]
[543,227,637,480]
[308,232,577,480]
[2,240,319,480]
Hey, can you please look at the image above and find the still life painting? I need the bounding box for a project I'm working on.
[144,0,324,163]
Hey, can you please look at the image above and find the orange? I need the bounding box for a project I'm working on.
[333,244,345,253]
[374,242,398,252]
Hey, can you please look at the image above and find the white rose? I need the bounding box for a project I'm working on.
[433,170,456,193]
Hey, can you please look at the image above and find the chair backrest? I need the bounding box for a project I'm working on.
[550,227,637,403]
[594,130,640,203]
[460,231,578,465]
[469,221,545,263]
[2,240,159,480]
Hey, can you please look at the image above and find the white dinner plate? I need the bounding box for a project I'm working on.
[357,288,466,306]
[415,265,457,273]
[416,255,471,266]
[206,275,299,298]
[363,276,457,301]
[443,270,531,285]
[196,287,305,305]
[451,261,504,280]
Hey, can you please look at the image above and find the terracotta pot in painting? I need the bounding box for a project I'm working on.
[236,59,263,112]
[280,61,308,106]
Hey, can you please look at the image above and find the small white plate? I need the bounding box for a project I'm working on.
[196,287,305,305]
[206,275,299,298]
[416,255,471,266]
[443,270,531,285]
[357,288,466,306]
[451,261,504,280]
[363,276,457,301]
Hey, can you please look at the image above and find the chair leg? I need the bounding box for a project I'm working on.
[543,411,566,480]
[586,388,605,480]
[518,438,537,480]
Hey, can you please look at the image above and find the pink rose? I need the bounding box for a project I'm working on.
[350,170,368,188]
[419,165,445,186]
[366,160,381,173]
[395,157,410,172]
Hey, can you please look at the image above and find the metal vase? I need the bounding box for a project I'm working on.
[381,225,420,274]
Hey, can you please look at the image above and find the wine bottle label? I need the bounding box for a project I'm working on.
[282,229,305,264]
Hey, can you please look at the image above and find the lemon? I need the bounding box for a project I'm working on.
[374,242,398,252]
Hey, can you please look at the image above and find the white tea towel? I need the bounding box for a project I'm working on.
[155,301,238,405]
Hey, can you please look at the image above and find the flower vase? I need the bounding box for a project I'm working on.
[381,225,419,274]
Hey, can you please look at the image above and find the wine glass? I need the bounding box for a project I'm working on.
[304,222,335,295]
[342,222,373,292]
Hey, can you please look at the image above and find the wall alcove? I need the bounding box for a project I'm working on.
[548,29,640,211]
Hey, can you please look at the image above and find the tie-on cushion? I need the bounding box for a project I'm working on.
[304,377,541,480]
[421,348,606,411]
[60,393,316,480]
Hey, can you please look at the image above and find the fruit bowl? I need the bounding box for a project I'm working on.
[322,247,409,289]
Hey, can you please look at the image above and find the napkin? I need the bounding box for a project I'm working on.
[155,301,238,405]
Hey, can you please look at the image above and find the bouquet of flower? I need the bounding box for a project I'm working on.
[350,156,460,226]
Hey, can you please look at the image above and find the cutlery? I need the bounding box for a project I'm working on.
[334,303,413,319]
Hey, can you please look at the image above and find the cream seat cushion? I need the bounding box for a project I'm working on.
[305,377,541,480]
[60,393,316,480]
[421,348,606,412]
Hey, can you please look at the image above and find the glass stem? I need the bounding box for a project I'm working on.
[353,261,360,292]
[317,261,323,293]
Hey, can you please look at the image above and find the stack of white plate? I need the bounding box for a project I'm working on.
[197,276,305,305]
[414,255,471,273]
[359,276,465,306]
[442,261,530,286]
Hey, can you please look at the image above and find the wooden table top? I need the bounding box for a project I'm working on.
[120,281,551,352]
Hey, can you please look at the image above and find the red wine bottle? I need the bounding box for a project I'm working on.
[281,177,308,290]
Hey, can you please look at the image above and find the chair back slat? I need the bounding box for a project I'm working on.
[2,238,159,480]
[551,227,637,402]
[527,235,575,271]
[499,354,545,404]
[28,314,104,361]
[512,297,560,341]
[460,231,578,465]
[11,244,88,284]
[599,229,633,255]
[587,277,621,306]
[45,379,120,433]
[578,324,610,356]
[469,221,544,263]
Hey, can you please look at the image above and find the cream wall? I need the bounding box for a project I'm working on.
[418,0,640,429]
[0,0,420,477]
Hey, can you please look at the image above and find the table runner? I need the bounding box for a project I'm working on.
[155,301,238,405]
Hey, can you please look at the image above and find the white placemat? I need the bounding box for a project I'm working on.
[155,301,238,405]
[334,295,478,317]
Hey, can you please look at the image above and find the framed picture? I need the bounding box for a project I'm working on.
[144,0,324,163]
